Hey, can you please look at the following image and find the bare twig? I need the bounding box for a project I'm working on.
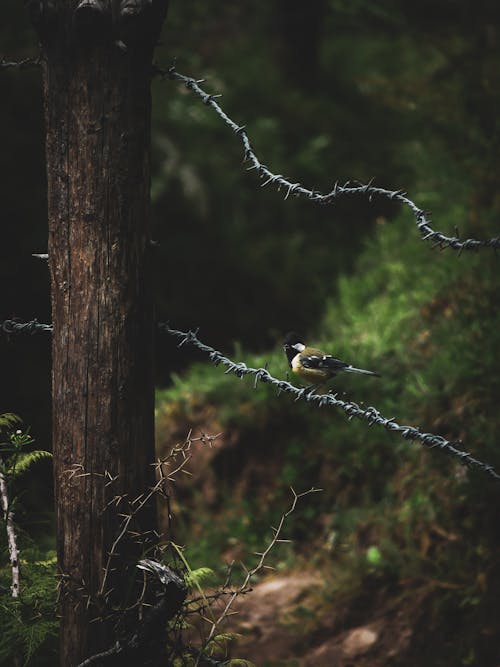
[99,432,217,600]
[205,486,321,642]
[77,561,187,667]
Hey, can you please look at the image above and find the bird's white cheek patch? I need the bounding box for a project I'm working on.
[291,354,302,372]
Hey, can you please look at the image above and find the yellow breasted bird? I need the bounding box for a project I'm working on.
[283,332,380,385]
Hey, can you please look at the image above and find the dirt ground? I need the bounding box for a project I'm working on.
[227,573,422,666]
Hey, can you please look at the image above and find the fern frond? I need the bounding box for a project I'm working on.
[0,413,21,433]
[9,451,52,478]
[185,566,215,588]
[23,619,58,664]
[0,552,58,666]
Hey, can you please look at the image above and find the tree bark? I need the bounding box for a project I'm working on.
[30,2,169,664]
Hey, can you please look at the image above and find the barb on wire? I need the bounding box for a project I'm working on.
[161,66,500,253]
[3,318,499,481]
[157,324,500,482]
[0,55,41,70]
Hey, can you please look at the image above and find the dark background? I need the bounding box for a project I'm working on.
[6,0,497,442]
[2,3,500,664]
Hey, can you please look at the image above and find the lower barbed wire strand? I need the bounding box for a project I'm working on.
[0,55,40,69]
[2,318,499,482]
[2,319,53,335]
[157,324,500,482]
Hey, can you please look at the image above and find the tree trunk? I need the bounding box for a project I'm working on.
[29,2,169,664]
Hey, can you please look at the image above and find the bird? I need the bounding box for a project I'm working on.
[283,332,380,386]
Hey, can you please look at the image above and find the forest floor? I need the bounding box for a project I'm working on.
[158,404,495,666]
[226,572,423,666]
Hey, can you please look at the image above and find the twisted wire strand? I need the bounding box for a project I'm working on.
[162,66,500,253]
[0,55,41,69]
[2,318,53,335]
[3,318,499,481]
[157,324,500,482]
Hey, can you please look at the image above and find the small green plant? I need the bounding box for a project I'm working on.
[0,414,51,479]
[0,413,56,666]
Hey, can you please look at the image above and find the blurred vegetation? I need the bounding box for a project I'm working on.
[2,0,500,664]
[153,3,500,663]
[0,416,57,666]
[0,547,58,667]
[157,209,500,664]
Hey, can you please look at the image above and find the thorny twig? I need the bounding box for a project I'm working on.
[77,562,187,667]
[205,486,321,644]
[162,66,500,253]
[98,432,217,601]
[53,434,212,612]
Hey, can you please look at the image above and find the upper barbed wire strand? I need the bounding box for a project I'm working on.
[159,66,500,253]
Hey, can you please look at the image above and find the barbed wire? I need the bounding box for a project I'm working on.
[157,324,500,482]
[3,318,499,481]
[160,65,500,253]
[1,319,53,335]
[0,55,41,70]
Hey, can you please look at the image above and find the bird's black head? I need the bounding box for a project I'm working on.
[283,331,304,347]
[283,331,305,366]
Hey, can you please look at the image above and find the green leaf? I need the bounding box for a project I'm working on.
[184,566,215,588]
[0,413,22,432]
[366,546,382,566]
[8,451,52,478]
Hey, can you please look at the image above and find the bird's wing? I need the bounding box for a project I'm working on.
[300,351,349,372]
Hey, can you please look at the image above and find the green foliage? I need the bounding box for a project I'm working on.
[0,414,22,431]
[0,416,56,666]
[184,566,216,589]
[3,1,500,664]
[0,550,58,666]
[0,414,51,476]
[5,450,52,479]
[1,413,35,464]
[156,133,500,663]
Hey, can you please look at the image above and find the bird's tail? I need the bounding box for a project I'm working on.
[345,365,380,377]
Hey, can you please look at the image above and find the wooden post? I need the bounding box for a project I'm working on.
[28,2,169,663]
